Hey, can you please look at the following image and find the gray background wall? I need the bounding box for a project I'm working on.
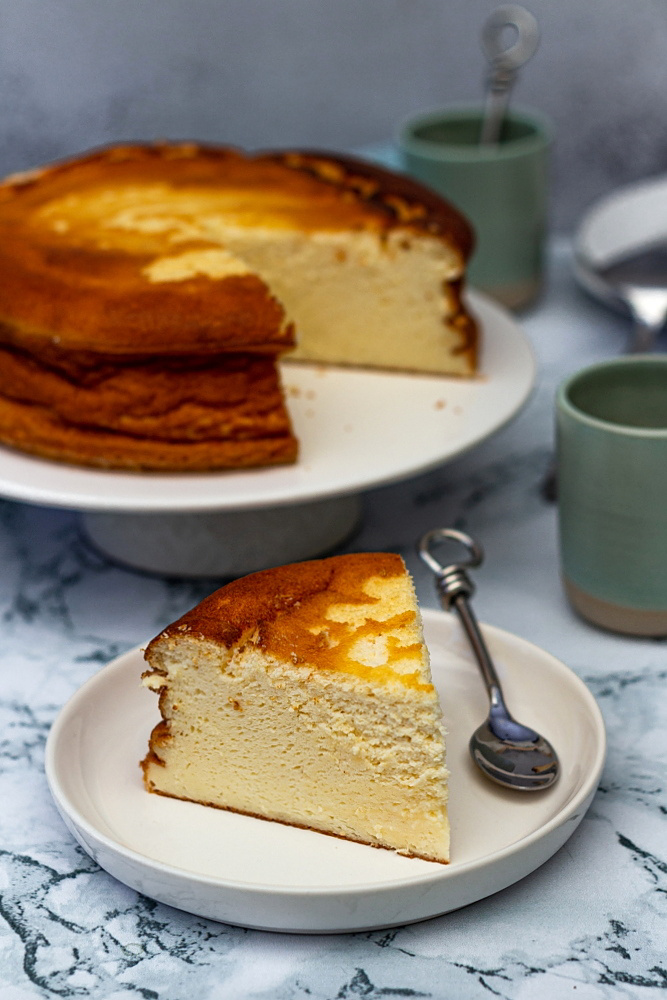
[1,0,666,231]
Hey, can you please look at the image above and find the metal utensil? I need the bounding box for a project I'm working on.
[575,241,667,353]
[480,4,540,145]
[419,527,559,790]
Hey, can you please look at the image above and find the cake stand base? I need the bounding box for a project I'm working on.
[81,494,363,578]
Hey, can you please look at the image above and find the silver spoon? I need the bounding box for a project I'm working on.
[418,528,559,791]
[480,5,540,145]
[574,241,667,352]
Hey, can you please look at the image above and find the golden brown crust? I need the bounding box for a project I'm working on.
[0,396,297,470]
[0,264,293,358]
[0,348,297,470]
[147,552,406,651]
[0,142,474,356]
[0,346,294,441]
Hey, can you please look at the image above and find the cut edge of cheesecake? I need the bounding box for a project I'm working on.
[141,552,450,864]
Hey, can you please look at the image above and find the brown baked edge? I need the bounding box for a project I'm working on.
[267,147,475,260]
[0,394,298,471]
[142,781,449,865]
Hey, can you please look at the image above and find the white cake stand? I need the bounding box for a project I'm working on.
[0,292,534,576]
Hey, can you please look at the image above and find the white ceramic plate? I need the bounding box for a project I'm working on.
[573,173,667,313]
[0,292,534,513]
[46,609,606,933]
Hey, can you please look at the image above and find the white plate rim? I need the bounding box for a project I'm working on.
[0,291,535,513]
[45,610,606,904]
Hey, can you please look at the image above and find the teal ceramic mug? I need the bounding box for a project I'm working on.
[557,356,667,636]
[397,106,551,310]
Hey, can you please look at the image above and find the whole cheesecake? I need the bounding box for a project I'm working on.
[141,552,450,863]
[0,143,477,470]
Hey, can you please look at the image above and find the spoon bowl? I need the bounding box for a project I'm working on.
[573,174,667,352]
[470,719,559,791]
[575,242,667,352]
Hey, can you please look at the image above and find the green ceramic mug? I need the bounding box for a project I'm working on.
[397,106,551,310]
[557,356,667,636]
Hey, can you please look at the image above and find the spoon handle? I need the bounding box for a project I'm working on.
[480,76,514,146]
[418,528,558,768]
[480,4,540,145]
[450,592,504,707]
[630,317,662,353]
[451,592,539,741]
[418,528,504,701]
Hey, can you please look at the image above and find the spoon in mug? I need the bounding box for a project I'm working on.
[479,5,540,145]
[419,528,559,791]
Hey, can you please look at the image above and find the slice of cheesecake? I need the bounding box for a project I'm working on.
[141,552,450,863]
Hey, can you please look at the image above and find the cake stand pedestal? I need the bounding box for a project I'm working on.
[81,494,362,578]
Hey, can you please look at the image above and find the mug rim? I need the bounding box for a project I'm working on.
[557,354,667,438]
[396,104,552,163]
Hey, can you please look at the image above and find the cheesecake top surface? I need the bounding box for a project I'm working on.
[0,143,473,355]
[0,142,474,249]
[146,552,432,689]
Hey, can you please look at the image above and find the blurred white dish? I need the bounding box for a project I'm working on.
[573,173,667,313]
[0,292,533,513]
[46,609,606,934]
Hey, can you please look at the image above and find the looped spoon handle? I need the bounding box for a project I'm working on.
[480,4,540,145]
[418,528,560,790]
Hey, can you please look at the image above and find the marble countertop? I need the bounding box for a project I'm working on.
[1,242,665,999]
